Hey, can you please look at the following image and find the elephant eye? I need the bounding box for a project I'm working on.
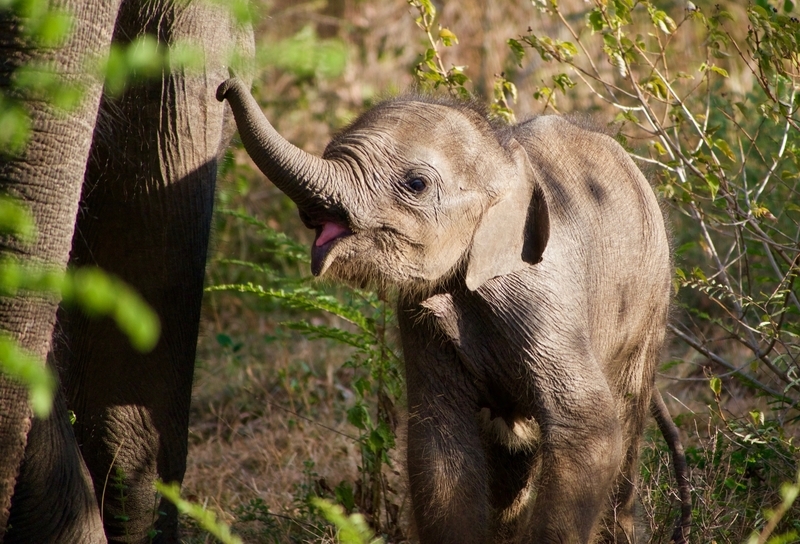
[405,177,427,194]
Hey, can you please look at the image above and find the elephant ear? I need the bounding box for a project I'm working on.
[465,139,550,291]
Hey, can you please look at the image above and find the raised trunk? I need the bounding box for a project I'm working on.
[216,78,342,210]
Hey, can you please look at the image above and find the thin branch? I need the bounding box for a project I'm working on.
[668,323,788,401]
[754,98,794,202]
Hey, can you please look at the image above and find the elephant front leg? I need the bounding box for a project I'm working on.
[406,389,490,544]
[400,305,491,544]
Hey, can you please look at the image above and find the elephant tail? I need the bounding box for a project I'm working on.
[650,388,692,544]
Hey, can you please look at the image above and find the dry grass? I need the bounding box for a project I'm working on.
[185,292,388,542]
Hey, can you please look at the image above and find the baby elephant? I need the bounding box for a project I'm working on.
[218,78,685,543]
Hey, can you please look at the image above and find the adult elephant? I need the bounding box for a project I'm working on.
[0,1,253,542]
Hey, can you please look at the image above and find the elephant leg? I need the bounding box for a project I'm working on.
[0,1,120,540]
[599,339,661,544]
[399,308,491,544]
[55,2,252,542]
[406,395,489,544]
[483,436,539,543]
[522,367,625,543]
[6,386,105,544]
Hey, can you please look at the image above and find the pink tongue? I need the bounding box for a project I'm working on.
[316,222,349,247]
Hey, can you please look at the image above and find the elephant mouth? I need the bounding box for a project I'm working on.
[299,208,353,276]
[310,221,352,275]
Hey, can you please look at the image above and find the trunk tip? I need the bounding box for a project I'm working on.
[216,77,241,103]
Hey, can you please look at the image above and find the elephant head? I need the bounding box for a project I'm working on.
[217,78,549,294]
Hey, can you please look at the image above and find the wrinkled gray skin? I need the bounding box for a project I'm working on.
[0,3,252,543]
[218,77,685,543]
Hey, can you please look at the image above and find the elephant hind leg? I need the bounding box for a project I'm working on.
[597,442,645,544]
[601,338,663,543]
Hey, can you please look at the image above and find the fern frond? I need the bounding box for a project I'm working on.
[208,283,371,331]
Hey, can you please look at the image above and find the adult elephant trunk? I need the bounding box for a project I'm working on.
[216,78,341,210]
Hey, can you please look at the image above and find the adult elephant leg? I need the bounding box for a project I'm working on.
[5,387,106,543]
[0,1,120,541]
[56,2,253,542]
[398,306,491,544]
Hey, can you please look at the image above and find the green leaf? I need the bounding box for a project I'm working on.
[691,267,707,282]
[347,404,370,430]
[376,421,396,450]
[208,283,371,332]
[439,27,458,46]
[614,110,639,124]
[705,172,720,201]
[334,481,356,512]
[641,75,668,100]
[558,41,578,60]
[507,38,525,66]
[652,141,667,155]
[713,139,736,161]
[651,10,677,34]
[311,498,381,544]
[552,73,576,93]
[156,481,243,544]
[283,320,371,349]
[754,0,771,12]
[125,35,163,79]
[31,10,72,47]
[112,290,160,353]
[417,0,436,18]
[367,428,385,453]
[0,98,32,156]
[709,376,722,396]
[750,410,765,426]
[710,65,729,78]
[0,196,36,242]
[353,376,371,397]
[533,86,553,102]
[216,333,234,349]
[588,8,605,32]
[63,267,160,353]
[69,267,116,315]
[723,476,745,491]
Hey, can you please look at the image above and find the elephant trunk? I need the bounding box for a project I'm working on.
[216,78,339,209]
